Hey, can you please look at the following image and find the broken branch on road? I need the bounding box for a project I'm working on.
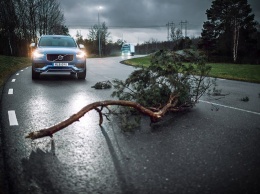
[26,95,179,140]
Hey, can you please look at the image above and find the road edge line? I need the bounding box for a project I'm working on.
[199,100,260,116]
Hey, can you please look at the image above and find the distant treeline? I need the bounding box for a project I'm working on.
[1,0,259,64]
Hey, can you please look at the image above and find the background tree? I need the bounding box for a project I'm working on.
[53,25,70,35]
[116,39,126,46]
[88,22,111,55]
[170,26,183,50]
[105,40,123,56]
[37,0,64,35]
[200,0,257,63]
[0,0,19,55]
[75,31,84,45]
[199,21,217,61]
[0,0,66,56]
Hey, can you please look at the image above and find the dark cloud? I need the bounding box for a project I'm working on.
[61,0,259,26]
[61,0,213,28]
[60,0,260,42]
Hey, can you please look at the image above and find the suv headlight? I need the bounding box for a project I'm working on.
[76,51,86,59]
[32,51,44,59]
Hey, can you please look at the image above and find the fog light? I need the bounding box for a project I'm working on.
[34,63,45,68]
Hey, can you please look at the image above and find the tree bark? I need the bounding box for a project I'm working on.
[26,95,179,140]
[233,18,240,63]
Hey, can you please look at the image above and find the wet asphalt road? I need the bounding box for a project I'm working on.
[1,56,260,194]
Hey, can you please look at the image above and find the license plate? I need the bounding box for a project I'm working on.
[54,63,68,66]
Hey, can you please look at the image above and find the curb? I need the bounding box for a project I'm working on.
[0,84,10,194]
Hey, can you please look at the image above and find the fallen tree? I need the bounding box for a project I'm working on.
[26,50,215,140]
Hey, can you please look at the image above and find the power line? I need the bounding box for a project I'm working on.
[180,20,188,37]
[67,21,191,34]
[166,22,175,41]
[67,24,166,29]
[166,20,188,40]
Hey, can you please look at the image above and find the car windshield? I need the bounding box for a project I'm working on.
[38,37,77,47]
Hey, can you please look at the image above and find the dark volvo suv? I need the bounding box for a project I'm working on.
[30,35,87,79]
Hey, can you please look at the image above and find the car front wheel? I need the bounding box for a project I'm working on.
[32,68,40,80]
[77,68,86,80]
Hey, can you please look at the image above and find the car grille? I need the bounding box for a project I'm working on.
[47,54,73,62]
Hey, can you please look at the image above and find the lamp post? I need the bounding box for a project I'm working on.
[98,6,102,57]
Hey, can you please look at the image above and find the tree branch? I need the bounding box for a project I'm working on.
[26,96,178,140]
[94,107,103,125]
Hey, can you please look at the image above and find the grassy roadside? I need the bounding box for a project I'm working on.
[123,56,260,83]
[123,55,152,68]
[0,55,31,87]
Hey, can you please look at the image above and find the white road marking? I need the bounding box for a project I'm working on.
[199,100,260,116]
[8,89,13,95]
[11,79,16,82]
[16,73,19,76]
[8,110,18,126]
[21,70,23,72]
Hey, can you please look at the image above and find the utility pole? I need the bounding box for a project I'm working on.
[98,10,101,57]
[166,22,170,41]
[98,6,102,57]
[180,20,188,37]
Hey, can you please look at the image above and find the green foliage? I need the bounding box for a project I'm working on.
[241,96,249,102]
[91,81,112,89]
[200,0,258,63]
[112,50,213,109]
[116,107,141,132]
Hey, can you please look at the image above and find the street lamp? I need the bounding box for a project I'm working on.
[98,6,103,57]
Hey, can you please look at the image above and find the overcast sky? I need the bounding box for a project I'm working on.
[60,0,260,44]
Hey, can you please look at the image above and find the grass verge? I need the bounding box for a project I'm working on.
[122,55,152,68]
[0,55,30,87]
[207,63,260,83]
[123,56,260,83]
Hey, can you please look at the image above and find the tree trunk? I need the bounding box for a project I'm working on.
[8,36,13,55]
[233,19,240,63]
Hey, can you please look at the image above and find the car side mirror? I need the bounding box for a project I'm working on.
[30,43,36,47]
[79,44,85,49]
